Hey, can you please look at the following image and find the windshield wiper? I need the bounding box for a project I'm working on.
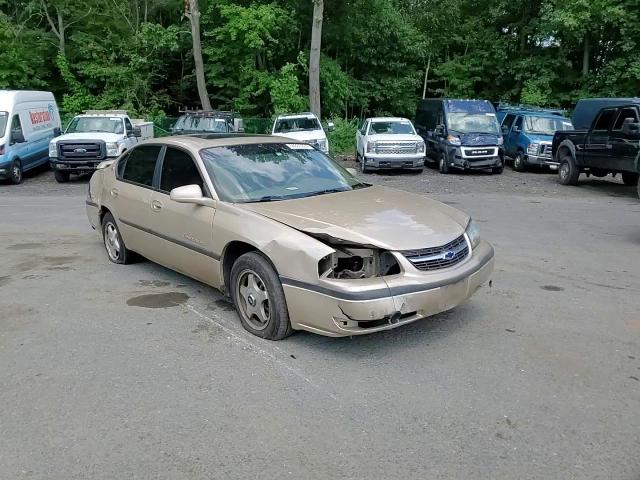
[245,195,287,203]
[309,188,351,197]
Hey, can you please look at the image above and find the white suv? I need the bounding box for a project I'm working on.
[272,113,333,153]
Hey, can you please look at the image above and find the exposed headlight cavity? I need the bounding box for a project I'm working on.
[318,247,400,279]
[465,219,481,248]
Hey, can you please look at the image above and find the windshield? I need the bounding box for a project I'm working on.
[66,116,124,134]
[369,121,415,135]
[273,117,321,133]
[174,116,229,133]
[447,113,499,134]
[0,112,7,138]
[200,143,368,203]
[525,116,573,135]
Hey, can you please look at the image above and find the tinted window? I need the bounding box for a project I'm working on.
[612,108,639,130]
[593,109,616,131]
[160,148,204,193]
[502,114,515,130]
[124,118,133,134]
[122,146,161,187]
[513,116,523,130]
[116,151,130,179]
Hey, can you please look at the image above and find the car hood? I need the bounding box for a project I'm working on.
[367,134,421,142]
[238,186,469,251]
[272,130,326,142]
[52,132,123,143]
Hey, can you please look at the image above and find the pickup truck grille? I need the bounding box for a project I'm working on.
[374,142,418,155]
[401,234,469,271]
[57,141,106,161]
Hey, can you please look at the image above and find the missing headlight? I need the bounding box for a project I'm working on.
[319,248,401,279]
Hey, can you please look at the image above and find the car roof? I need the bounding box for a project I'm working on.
[276,112,317,119]
[138,134,301,150]
[368,117,411,122]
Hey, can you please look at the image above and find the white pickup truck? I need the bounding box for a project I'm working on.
[355,117,426,173]
[49,110,153,182]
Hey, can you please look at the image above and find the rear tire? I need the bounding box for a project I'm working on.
[54,170,70,183]
[513,152,526,172]
[230,252,293,340]
[101,212,133,264]
[621,171,639,186]
[558,154,580,186]
[9,159,23,184]
[439,154,450,174]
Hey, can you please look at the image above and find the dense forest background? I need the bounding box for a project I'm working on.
[1,0,639,121]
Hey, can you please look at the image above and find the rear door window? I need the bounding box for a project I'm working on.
[593,109,616,132]
[121,145,161,187]
[160,147,205,194]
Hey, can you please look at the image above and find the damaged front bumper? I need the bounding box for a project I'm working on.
[281,239,494,336]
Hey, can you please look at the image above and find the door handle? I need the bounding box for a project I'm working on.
[110,188,119,197]
[150,200,163,211]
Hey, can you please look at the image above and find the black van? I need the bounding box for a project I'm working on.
[414,99,504,174]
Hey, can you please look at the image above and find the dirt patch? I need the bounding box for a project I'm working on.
[540,285,565,292]
[138,279,171,287]
[0,276,11,287]
[207,299,235,312]
[43,255,81,266]
[127,292,189,308]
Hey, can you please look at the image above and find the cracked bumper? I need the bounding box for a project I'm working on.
[282,240,494,337]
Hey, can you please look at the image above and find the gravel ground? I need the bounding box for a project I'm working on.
[1,163,639,479]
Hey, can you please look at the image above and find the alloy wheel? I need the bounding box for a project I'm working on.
[104,222,121,261]
[235,269,271,331]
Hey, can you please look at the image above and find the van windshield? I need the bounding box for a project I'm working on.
[447,113,499,134]
[273,117,321,133]
[525,116,573,135]
[0,112,7,137]
[66,117,124,134]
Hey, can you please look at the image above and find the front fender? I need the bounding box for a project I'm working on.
[556,140,578,165]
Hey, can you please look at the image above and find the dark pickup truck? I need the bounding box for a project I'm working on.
[553,102,640,198]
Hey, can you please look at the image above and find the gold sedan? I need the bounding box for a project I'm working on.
[86,135,494,340]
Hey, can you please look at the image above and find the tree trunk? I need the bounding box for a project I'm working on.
[582,35,590,77]
[187,0,212,110]
[422,54,431,99]
[309,0,323,119]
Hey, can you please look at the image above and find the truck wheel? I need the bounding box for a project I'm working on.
[360,158,369,173]
[492,165,504,174]
[637,176,640,200]
[9,159,23,184]
[101,212,133,264]
[354,144,360,162]
[621,172,639,186]
[54,171,70,183]
[439,154,450,174]
[230,252,293,340]
[558,155,580,186]
[513,152,526,172]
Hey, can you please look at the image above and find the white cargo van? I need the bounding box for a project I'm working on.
[0,90,61,184]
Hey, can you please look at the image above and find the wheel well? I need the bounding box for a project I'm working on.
[98,206,112,225]
[221,241,258,295]
[558,145,572,161]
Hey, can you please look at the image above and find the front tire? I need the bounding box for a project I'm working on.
[9,159,23,184]
[558,154,580,186]
[621,171,639,186]
[101,212,133,264]
[54,170,70,183]
[439,154,449,174]
[360,158,370,173]
[513,152,526,172]
[492,165,504,174]
[230,252,293,340]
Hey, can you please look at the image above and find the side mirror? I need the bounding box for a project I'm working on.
[346,167,358,176]
[170,184,217,208]
[326,121,335,132]
[622,118,640,138]
[11,131,25,144]
[131,126,142,138]
[434,125,445,136]
[53,127,61,137]
[501,125,509,135]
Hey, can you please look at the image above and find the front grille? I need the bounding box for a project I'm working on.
[467,148,493,156]
[375,142,417,155]
[539,143,552,158]
[401,235,470,271]
[58,141,106,161]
